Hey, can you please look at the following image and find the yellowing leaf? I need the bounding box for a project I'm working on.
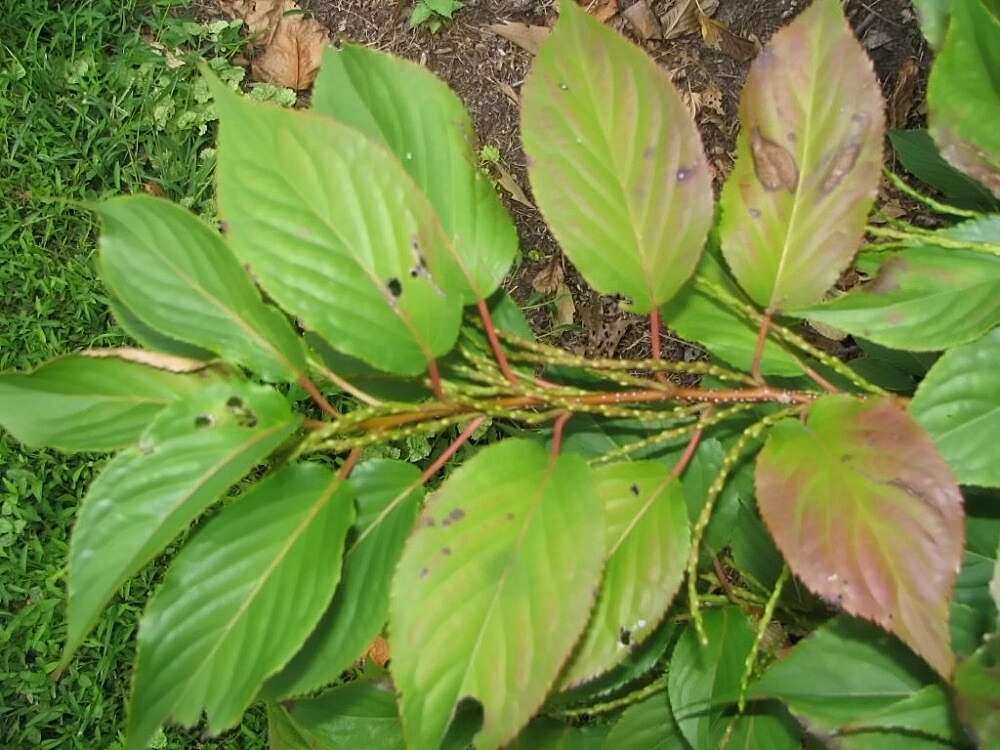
[718,0,885,311]
[523,0,713,313]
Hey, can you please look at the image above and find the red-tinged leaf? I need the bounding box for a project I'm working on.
[718,0,884,311]
[755,395,964,678]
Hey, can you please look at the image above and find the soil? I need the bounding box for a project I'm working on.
[294,0,929,360]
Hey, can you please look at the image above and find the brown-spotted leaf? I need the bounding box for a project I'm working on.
[718,0,884,311]
[756,395,964,679]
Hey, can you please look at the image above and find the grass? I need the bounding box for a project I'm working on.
[0,1,268,746]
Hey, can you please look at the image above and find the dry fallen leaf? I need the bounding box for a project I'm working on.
[698,13,757,62]
[218,0,284,39]
[143,35,185,69]
[580,0,618,23]
[660,0,718,40]
[496,164,534,208]
[553,282,577,327]
[81,348,214,374]
[532,257,565,295]
[488,22,551,55]
[251,4,329,90]
[143,181,167,198]
[623,0,662,40]
[889,58,920,129]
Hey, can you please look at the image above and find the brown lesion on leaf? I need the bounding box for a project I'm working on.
[750,128,799,192]
[869,258,909,294]
[819,113,870,196]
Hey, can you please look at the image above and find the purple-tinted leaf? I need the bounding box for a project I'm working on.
[756,395,964,678]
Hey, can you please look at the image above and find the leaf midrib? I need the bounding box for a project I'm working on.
[177,473,343,693]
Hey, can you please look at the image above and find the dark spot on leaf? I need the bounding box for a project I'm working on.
[441,547,451,556]
[420,567,429,578]
[194,414,214,428]
[409,267,420,278]
[447,508,465,523]
[226,396,244,409]
[506,512,515,521]
[619,627,632,646]
[630,484,640,496]
[423,516,436,528]
[748,207,762,219]
[387,278,403,298]
[643,146,655,160]
[217,221,229,235]
[750,128,799,192]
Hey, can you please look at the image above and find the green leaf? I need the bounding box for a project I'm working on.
[888,129,998,211]
[756,395,964,678]
[660,249,802,377]
[126,463,355,749]
[668,609,755,748]
[307,334,430,403]
[211,80,465,376]
[508,718,608,750]
[912,0,952,49]
[0,353,216,452]
[602,693,686,750]
[682,437,752,553]
[547,617,677,711]
[750,617,952,737]
[954,634,1000,748]
[951,494,1000,657]
[311,45,516,301]
[562,461,689,688]
[390,439,606,749]
[97,195,307,383]
[285,678,480,750]
[486,289,535,340]
[841,685,964,741]
[522,0,713,313]
[834,730,955,750]
[267,703,314,750]
[107,292,215,361]
[64,382,301,665]
[927,0,1000,197]
[910,327,1000,487]
[725,703,800,750]
[790,247,1000,351]
[943,214,1000,244]
[264,459,423,700]
[718,0,885,311]
[286,680,405,750]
